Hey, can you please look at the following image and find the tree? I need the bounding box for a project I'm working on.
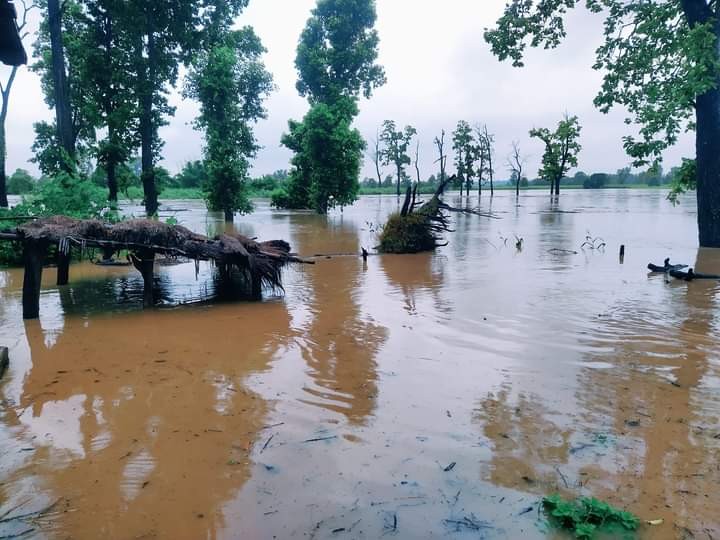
[47,0,74,164]
[7,168,35,194]
[529,114,582,196]
[616,167,631,185]
[278,0,385,213]
[1,0,33,207]
[434,130,448,185]
[485,0,720,246]
[175,160,207,189]
[76,0,139,202]
[370,131,383,188]
[584,173,608,189]
[477,124,495,196]
[413,140,421,185]
[277,99,364,213]
[452,120,475,196]
[186,15,273,221]
[380,120,416,197]
[507,141,527,199]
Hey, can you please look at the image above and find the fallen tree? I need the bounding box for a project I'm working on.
[377,176,498,254]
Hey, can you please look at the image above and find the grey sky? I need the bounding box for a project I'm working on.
[2,0,693,181]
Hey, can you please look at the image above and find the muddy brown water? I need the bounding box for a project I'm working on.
[1,190,718,539]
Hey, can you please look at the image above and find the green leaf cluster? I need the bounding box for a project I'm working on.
[542,494,639,539]
[530,114,582,190]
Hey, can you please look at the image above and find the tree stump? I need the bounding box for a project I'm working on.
[130,249,156,308]
[22,241,46,320]
[57,250,71,286]
[0,347,8,380]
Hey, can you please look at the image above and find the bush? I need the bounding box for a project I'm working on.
[17,173,115,219]
[583,173,608,189]
[7,169,36,194]
[378,212,436,253]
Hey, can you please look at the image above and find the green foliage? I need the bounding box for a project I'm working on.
[16,173,115,220]
[542,494,639,539]
[452,120,476,187]
[295,0,386,104]
[7,169,36,195]
[530,114,582,190]
[378,212,436,254]
[276,99,364,213]
[484,0,720,166]
[584,173,608,189]
[175,160,208,189]
[186,24,273,218]
[380,120,417,195]
[668,158,697,204]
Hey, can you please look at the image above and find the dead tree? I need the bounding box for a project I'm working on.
[507,141,527,199]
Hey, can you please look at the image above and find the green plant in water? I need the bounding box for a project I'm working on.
[542,494,639,539]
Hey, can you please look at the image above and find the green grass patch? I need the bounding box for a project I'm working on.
[542,494,639,539]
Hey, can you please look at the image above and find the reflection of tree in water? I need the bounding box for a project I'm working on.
[379,252,448,315]
[474,382,572,494]
[289,214,387,426]
[0,302,292,538]
[473,249,720,536]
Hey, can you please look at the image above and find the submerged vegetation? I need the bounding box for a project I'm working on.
[542,494,639,540]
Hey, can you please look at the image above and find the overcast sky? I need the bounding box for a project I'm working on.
[2,0,693,181]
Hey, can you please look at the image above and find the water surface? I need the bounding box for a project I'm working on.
[1,190,718,539]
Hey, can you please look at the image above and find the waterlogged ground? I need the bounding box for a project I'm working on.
[0,189,719,539]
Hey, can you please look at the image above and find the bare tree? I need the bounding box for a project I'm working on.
[371,130,383,189]
[507,141,528,200]
[1,0,34,207]
[434,130,447,185]
[414,140,421,185]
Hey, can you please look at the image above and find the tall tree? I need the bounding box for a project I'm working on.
[486,0,720,246]
[477,124,495,197]
[413,140,421,185]
[380,120,416,197]
[47,0,74,163]
[77,0,138,202]
[277,0,385,213]
[1,0,32,207]
[530,114,582,196]
[187,1,273,221]
[507,140,527,199]
[371,130,383,188]
[434,129,447,185]
[452,120,475,196]
[124,0,198,215]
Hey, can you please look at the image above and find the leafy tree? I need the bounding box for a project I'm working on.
[584,173,608,189]
[275,98,364,213]
[452,120,476,195]
[277,0,385,213]
[529,114,582,196]
[477,124,495,196]
[175,160,207,189]
[7,168,36,194]
[380,120,416,197]
[1,0,33,207]
[186,15,273,221]
[615,167,631,185]
[485,0,720,245]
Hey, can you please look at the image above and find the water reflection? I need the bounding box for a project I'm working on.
[1,301,292,538]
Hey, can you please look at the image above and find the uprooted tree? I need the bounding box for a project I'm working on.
[378,175,497,253]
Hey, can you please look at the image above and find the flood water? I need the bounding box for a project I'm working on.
[1,189,719,539]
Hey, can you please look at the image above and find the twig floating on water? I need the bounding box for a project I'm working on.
[443,462,457,472]
[302,435,338,444]
[261,434,275,453]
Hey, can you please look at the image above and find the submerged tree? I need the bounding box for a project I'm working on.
[530,114,582,196]
[1,0,33,207]
[477,124,495,196]
[485,0,720,246]
[187,3,273,222]
[275,0,385,213]
[452,120,475,196]
[507,141,527,199]
[434,129,448,185]
[379,120,416,197]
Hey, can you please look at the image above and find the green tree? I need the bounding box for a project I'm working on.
[529,114,582,196]
[7,168,36,194]
[276,99,364,213]
[485,0,720,245]
[277,0,385,213]
[187,17,273,221]
[584,173,608,189]
[380,120,416,197]
[452,120,475,195]
[175,160,207,189]
[1,0,33,207]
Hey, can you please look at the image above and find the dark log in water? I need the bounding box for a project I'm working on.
[22,241,46,320]
[0,346,8,380]
[647,258,689,273]
[669,268,720,281]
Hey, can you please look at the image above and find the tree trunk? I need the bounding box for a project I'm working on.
[47,0,75,162]
[140,21,159,216]
[22,241,46,320]
[0,119,7,208]
[556,176,561,196]
[224,209,234,222]
[107,152,118,202]
[695,77,720,247]
[396,164,401,197]
[516,178,520,199]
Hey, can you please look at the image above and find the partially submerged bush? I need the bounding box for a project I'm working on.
[378,211,437,253]
[542,494,639,539]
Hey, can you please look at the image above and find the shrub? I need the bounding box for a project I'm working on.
[378,212,437,253]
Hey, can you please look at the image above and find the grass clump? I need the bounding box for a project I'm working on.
[542,494,639,539]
